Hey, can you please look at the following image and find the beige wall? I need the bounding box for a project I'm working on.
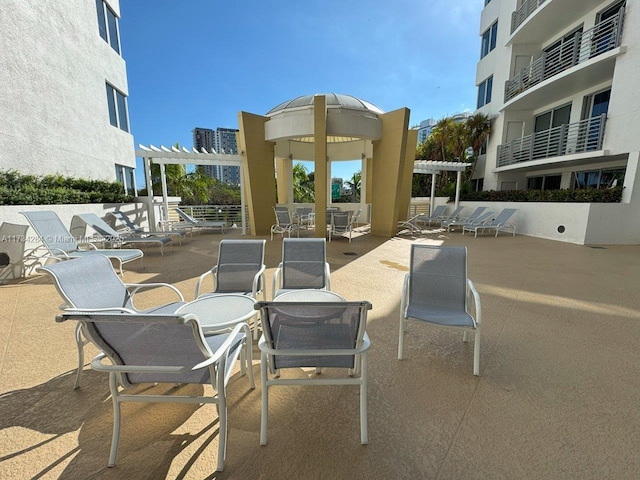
[313,95,328,238]
[398,129,418,222]
[370,108,411,237]
[237,112,276,236]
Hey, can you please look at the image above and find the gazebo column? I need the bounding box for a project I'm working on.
[313,95,328,237]
[275,156,291,205]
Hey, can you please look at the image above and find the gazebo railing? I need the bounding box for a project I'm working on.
[177,205,247,227]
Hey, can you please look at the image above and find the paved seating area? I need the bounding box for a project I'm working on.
[1,230,639,479]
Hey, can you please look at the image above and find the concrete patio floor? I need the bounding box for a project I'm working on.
[1,226,639,479]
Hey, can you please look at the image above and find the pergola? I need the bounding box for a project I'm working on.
[412,160,472,215]
[136,145,246,233]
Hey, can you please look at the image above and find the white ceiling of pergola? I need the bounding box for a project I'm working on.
[413,160,471,174]
[136,144,242,166]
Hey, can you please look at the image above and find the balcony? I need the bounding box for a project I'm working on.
[497,114,606,168]
[505,11,625,103]
[511,0,547,34]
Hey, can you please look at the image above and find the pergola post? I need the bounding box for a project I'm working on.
[430,172,437,216]
[455,170,462,208]
[160,163,169,225]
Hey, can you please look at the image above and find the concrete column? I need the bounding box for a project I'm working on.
[275,156,290,205]
[314,95,328,238]
[397,129,418,222]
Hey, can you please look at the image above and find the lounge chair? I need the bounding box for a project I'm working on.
[0,222,29,282]
[255,300,372,445]
[272,238,331,298]
[446,210,494,233]
[70,213,172,255]
[416,205,465,228]
[57,310,255,471]
[174,207,226,233]
[20,210,143,275]
[398,205,448,233]
[195,239,267,339]
[109,210,190,244]
[329,211,353,242]
[270,207,303,240]
[38,254,186,389]
[462,208,517,237]
[398,245,482,376]
[442,206,487,232]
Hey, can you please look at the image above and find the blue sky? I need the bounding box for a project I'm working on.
[119,0,483,186]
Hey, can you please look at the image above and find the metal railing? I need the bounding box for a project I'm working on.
[176,205,247,227]
[511,0,547,33]
[497,114,607,167]
[505,10,624,102]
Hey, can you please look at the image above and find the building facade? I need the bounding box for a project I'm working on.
[193,127,241,184]
[0,0,136,193]
[417,118,436,144]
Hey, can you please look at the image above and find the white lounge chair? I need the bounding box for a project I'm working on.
[398,245,482,376]
[462,208,517,237]
[57,310,255,471]
[110,210,190,244]
[0,222,29,282]
[255,300,372,445]
[20,210,143,275]
[174,207,226,233]
[416,205,465,228]
[442,206,487,232]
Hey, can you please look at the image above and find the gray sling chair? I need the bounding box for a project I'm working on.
[398,245,482,376]
[109,210,190,244]
[441,206,487,232]
[329,211,353,242]
[174,207,226,233]
[0,222,29,283]
[195,239,267,339]
[38,255,186,389]
[272,238,331,299]
[416,205,465,228]
[56,311,255,472]
[70,212,173,255]
[20,210,143,275]
[398,204,447,234]
[270,207,303,240]
[255,300,372,445]
[462,208,518,237]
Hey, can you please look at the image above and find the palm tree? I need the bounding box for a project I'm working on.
[464,113,492,181]
[292,163,314,203]
[345,171,361,202]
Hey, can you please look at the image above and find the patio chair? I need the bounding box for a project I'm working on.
[293,207,314,228]
[195,239,267,339]
[416,205,464,228]
[20,210,143,275]
[0,222,29,282]
[398,205,447,234]
[462,208,518,237]
[57,310,255,471]
[272,238,331,298]
[329,211,353,242]
[109,210,190,244]
[38,254,186,389]
[442,206,487,232]
[270,207,303,240]
[254,300,372,445]
[174,207,226,233]
[70,213,172,255]
[398,245,482,376]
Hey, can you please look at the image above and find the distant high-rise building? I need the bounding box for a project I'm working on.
[193,127,241,184]
[417,118,436,144]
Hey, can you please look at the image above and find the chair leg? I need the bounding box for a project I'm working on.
[397,316,404,360]
[74,323,84,389]
[216,394,227,471]
[473,328,481,377]
[360,352,368,445]
[108,373,121,467]
[260,352,269,445]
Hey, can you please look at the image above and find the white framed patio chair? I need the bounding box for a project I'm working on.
[71,213,173,255]
[416,205,464,228]
[38,255,186,389]
[329,211,353,242]
[398,245,482,376]
[195,239,267,339]
[20,210,143,275]
[254,300,372,445]
[412,204,448,227]
[293,207,314,228]
[446,210,494,233]
[462,208,517,237]
[270,207,302,240]
[272,238,331,298]
[442,206,487,232]
[110,210,190,244]
[174,207,226,233]
[56,311,255,472]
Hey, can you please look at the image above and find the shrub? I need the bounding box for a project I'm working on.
[0,170,134,205]
[460,186,623,203]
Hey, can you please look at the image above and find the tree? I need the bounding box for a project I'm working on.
[292,162,315,203]
[344,171,361,202]
[464,112,492,181]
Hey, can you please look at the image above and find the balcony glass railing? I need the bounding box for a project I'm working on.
[511,0,547,33]
[497,114,607,167]
[505,10,624,102]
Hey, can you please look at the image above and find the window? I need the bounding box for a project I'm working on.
[527,174,562,190]
[477,76,493,108]
[96,0,120,54]
[106,83,129,132]
[481,21,498,58]
[535,104,571,132]
[471,178,484,192]
[572,168,625,189]
[115,164,136,195]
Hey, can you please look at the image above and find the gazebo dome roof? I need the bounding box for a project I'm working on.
[267,93,384,116]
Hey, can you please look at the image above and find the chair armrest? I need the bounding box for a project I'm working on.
[55,307,138,322]
[324,262,331,290]
[467,279,481,326]
[272,263,283,298]
[252,265,267,299]
[125,283,185,302]
[195,267,217,298]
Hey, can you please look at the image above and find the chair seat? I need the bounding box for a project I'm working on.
[405,305,475,328]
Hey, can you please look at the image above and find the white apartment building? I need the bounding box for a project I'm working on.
[474,0,640,244]
[0,0,136,193]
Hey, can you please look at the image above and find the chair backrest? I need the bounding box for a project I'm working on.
[274,208,293,227]
[256,301,372,372]
[20,210,79,253]
[295,207,313,218]
[469,211,495,225]
[71,213,121,240]
[58,312,212,387]
[281,238,327,290]
[110,211,143,233]
[351,209,362,224]
[409,245,467,314]
[465,207,487,222]
[331,212,351,230]
[0,222,29,280]
[487,208,517,226]
[38,255,131,309]
[426,205,447,218]
[214,239,266,293]
[445,206,465,219]
[175,208,198,224]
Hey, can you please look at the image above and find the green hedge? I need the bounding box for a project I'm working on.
[460,186,623,203]
[0,170,134,205]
